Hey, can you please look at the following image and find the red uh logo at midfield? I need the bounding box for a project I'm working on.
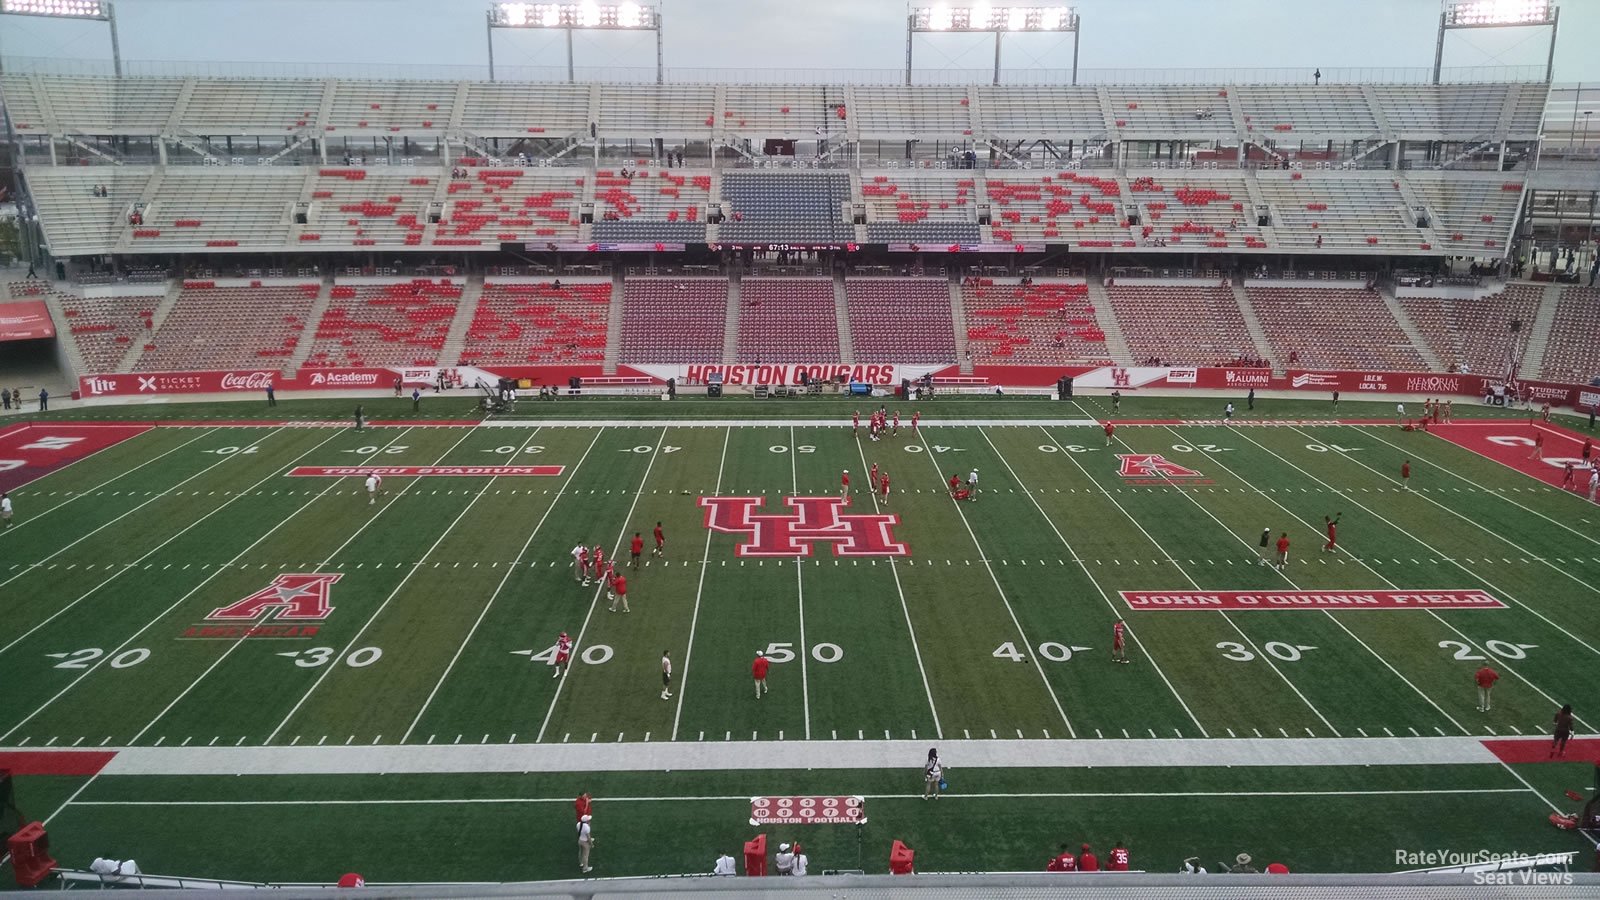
[700,496,909,557]
[208,573,342,621]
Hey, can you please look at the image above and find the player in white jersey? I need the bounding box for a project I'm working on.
[364,473,383,505]
[572,544,589,584]
[0,491,12,527]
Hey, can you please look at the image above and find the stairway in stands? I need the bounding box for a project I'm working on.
[833,272,855,365]
[438,274,484,367]
[285,274,337,374]
[947,273,972,374]
[1229,281,1280,370]
[1377,284,1443,371]
[603,270,625,374]
[1517,283,1564,380]
[1084,279,1133,365]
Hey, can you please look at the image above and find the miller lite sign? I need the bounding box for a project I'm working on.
[701,496,909,557]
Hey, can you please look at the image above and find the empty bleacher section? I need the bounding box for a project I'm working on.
[735,278,839,363]
[1247,286,1427,370]
[137,281,320,371]
[458,279,611,366]
[180,79,326,135]
[961,278,1107,365]
[617,278,727,364]
[23,168,152,258]
[974,85,1107,139]
[1404,172,1522,253]
[1540,287,1600,384]
[851,85,970,138]
[442,168,584,245]
[596,83,717,137]
[1233,85,1381,139]
[309,169,436,247]
[1399,283,1542,376]
[718,171,852,243]
[1103,85,1238,140]
[4,75,180,134]
[326,80,458,133]
[1125,171,1267,250]
[459,82,591,137]
[304,280,460,369]
[1255,172,1418,251]
[721,85,847,138]
[1368,83,1515,141]
[136,168,302,251]
[1106,282,1255,367]
[845,278,956,361]
[591,168,712,242]
[861,172,981,244]
[983,171,1130,247]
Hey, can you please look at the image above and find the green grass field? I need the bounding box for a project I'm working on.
[1,393,1596,883]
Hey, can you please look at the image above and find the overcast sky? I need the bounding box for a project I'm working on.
[0,0,1594,83]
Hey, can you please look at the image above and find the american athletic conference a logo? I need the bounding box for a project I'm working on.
[700,496,909,557]
[182,574,342,639]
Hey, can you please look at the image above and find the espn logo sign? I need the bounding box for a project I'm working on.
[1166,368,1198,384]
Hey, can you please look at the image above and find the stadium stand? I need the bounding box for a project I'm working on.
[1125,170,1267,250]
[1540,287,1600,384]
[721,84,848,139]
[850,85,971,138]
[136,282,321,371]
[180,79,326,135]
[983,171,1132,246]
[1106,282,1257,367]
[459,279,611,366]
[1254,172,1419,251]
[1103,85,1240,141]
[845,278,957,361]
[1399,282,1542,377]
[1233,84,1382,139]
[973,85,1107,140]
[961,278,1108,365]
[304,280,461,368]
[591,168,712,242]
[1404,172,1522,253]
[326,80,458,133]
[459,81,591,137]
[735,278,840,363]
[442,168,585,245]
[861,172,982,244]
[23,168,152,258]
[617,278,728,365]
[1,75,180,134]
[718,171,853,243]
[310,168,437,247]
[1247,286,1428,370]
[596,83,717,137]
[135,168,303,252]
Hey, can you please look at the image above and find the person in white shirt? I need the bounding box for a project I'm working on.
[364,473,382,505]
[1396,402,1406,425]
[0,491,12,527]
[572,544,589,584]
[576,815,593,873]
[1589,467,1599,503]
[923,747,944,800]
[775,843,795,875]
[1223,402,1235,421]
[791,848,809,876]
[712,853,737,876]
[660,650,673,700]
[966,469,979,499]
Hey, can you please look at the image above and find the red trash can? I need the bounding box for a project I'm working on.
[889,839,915,875]
[8,822,56,888]
[743,833,767,876]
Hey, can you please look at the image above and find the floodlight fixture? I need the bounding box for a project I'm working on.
[485,1,663,84]
[0,0,120,75]
[907,5,1080,85]
[1434,0,1558,83]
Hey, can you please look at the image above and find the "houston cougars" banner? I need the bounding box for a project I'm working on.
[628,362,949,387]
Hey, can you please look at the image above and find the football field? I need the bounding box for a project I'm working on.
[1,394,1597,881]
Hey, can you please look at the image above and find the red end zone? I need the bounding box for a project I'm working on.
[1121,589,1506,611]
[1429,422,1595,487]
[288,465,565,477]
[1482,738,1600,765]
[0,422,153,492]
[0,750,117,776]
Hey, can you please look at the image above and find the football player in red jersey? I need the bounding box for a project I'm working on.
[892,410,901,437]
[653,521,665,557]
[1275,533,1291,570]
[554,631,572,678]
[751,650,770,699]
[851,409,860,437]
[1107,841,1130,870]
[879,470,891,505]
[1322,514,1341,553]
[911,410,920,434]
[1111,620,1129,664]
[592,544,606,581]
[840,469,851,501]
[630,532,644,568]
[869,461,878,488]
[1104,421,1115,446]
[573,544,589,584]
[608,571,629,612]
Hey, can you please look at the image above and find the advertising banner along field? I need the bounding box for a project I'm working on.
[0,301,55,342]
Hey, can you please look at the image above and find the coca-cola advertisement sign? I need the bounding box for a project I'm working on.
[219,372,278,391]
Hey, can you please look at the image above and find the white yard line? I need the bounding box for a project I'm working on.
[1225,425,1598,730]
[0,428,313,658]
[536,427,670,743]
[259,424,532,745]
[0,428,411,743]
[979,425,1208,737]
[1052,414,1340,737]
[1361,425,1600,550]
[909,426,1075,737]
[400,429,606,743]
[1280,419,1600,659]
[789,425,811,740]
[0,426,216,539]
[0,427,240,593]
[668,427,732,742]
[1155,424,1470,736]
[852,430,943,740]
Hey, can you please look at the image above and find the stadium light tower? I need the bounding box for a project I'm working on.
[486,2,663,85]
[0,0,120,76]
[1433,0,1559,84]
[906,5,1079,86]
